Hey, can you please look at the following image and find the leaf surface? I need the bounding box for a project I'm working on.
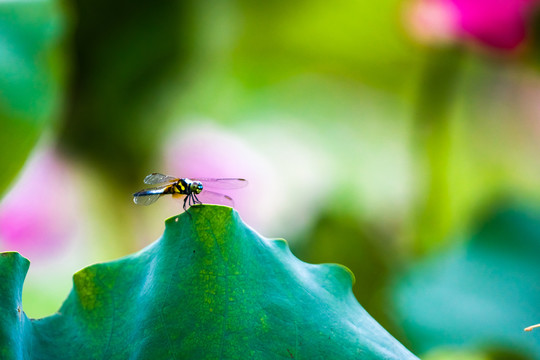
[1,205,417,359]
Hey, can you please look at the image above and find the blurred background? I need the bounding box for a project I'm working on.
[2,0,540,358]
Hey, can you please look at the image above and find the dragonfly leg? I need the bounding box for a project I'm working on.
[183,196,189,211]
[183,195,193,219]
[193,193,202,205]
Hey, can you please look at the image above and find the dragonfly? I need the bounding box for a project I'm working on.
[133,173,248,211]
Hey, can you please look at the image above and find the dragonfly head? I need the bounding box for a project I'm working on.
[190,181,203,194]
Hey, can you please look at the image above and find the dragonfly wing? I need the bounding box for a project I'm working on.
[133,193,162,206]
[191,178,248,189]
[144,173,178,185]
[197,190,235,207]
[133,188,166,205]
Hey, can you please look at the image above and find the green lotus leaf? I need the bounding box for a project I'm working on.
[0,205,416,359]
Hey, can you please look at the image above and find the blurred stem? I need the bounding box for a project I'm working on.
[413,47,464,255]
[524,323,540,332]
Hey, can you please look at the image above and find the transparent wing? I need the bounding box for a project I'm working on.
[133,187,166,206]
[143,173,178,185]
[191,178,248,189]
[197,190,235,207]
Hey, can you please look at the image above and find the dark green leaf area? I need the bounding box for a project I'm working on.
[1,205,417,359]
[59,0,191,180]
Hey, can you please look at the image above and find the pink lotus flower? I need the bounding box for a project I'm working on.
[405,0,539,50]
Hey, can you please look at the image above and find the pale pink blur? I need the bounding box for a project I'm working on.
[0,147,78,258]
[163,123,271,229]
[405,0,460,45]
[161,121,330,239]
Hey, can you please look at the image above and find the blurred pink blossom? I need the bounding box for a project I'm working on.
[0,147,79,258]
[162,123,271,229]
[161,121,330,239]
[405,0,460,45]
[405,0,539,50]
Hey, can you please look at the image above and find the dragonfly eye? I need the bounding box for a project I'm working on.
[192,181,203,194]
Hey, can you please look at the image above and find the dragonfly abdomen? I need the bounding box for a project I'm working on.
[134,188,166,197]
[133,187,171,206]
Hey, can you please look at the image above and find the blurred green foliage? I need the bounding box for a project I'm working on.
[294,210,399,334]
[232,0,421,91]
[176,0,423,121]
[0,0,65,196]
